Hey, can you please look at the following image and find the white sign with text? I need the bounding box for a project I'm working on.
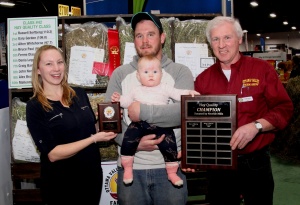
[7,16,58,88]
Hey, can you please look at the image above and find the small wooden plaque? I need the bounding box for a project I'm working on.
[181,95,237,171]
[98,102,122,133]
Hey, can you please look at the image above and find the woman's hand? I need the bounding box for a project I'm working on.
[92,132,117,143]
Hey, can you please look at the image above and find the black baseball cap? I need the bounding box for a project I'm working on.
[131,12,163,32]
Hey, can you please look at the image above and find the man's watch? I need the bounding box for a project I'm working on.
[254,121,263,133]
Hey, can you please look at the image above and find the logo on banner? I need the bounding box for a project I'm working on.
[104,167,118,200]
[110,46,119,55]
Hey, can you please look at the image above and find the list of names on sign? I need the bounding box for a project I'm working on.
[185,121,233,166]
[8,16,58,88]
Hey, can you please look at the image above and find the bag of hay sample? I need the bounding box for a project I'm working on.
[65,22,109,88]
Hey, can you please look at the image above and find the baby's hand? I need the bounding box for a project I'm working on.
[189,90,200,97]
[111,92,121,102]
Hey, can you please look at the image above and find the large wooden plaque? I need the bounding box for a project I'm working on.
[181,95,237,171]
[98,102,122,133]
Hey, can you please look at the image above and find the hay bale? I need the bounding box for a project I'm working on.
[11,97,27,141]
[173,19,213,57]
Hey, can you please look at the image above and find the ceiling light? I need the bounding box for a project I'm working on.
[269,13,276,18]
[256,33,261,36]
[0,1,15,6]
[243,30,248,33]
[266,37,270,39]
[283,21,288,25]
[250,1,258,7]
[292,26,296,30]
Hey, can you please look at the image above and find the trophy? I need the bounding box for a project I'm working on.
[97,102,122,133]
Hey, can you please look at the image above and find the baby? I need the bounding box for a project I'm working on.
[112,55,199,186]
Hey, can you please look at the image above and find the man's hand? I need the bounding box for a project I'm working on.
[128,101,141,122]
[177,151,182,159]
[177,151,196,172]
[230,122,258,150]
[181,167,196,173]
[137,134,165,151]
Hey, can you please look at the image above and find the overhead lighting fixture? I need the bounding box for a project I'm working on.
[266,36,270,39]
[243,30,248,33]
[256,33,261,36]
[292,26,296,30]
[283,21,288,25]
[0,1,15,6]
[269,13,276,18]
[250,1,258,7]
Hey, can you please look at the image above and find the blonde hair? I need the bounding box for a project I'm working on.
[31,45,76,111]
[137,55,161,71]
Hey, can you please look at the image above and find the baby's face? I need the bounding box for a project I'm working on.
[137,60,162,87]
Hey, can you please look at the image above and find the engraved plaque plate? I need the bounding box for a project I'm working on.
[181,95,237,171]
[98,102,122,133]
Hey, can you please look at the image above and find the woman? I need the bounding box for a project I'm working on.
[26,45,117,205]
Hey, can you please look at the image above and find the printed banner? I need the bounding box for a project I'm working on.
[100,161,118,205]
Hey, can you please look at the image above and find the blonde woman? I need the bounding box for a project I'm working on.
[26,45,117,205]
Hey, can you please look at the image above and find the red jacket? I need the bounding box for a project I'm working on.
[194,54,293,154]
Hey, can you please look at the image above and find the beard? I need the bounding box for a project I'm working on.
[136,43,161,57]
